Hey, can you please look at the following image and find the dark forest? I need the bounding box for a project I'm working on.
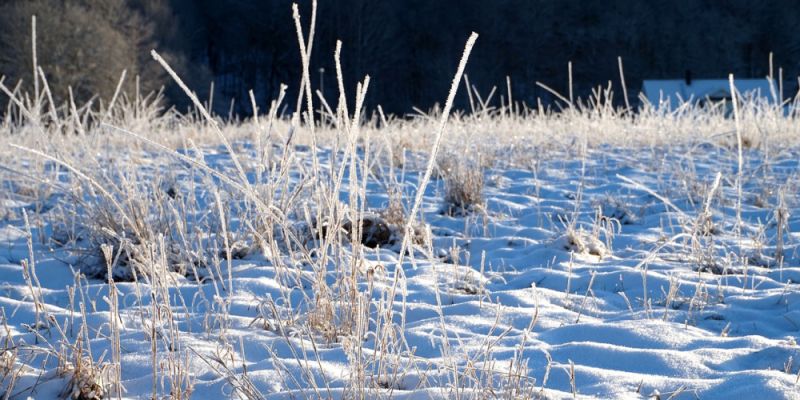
[1,0,798,116]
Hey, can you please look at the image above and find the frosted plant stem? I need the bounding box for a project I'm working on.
[398,32,478,267]
[729,74,745,287]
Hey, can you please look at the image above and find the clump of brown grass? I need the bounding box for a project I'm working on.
[58,340,112,400]
[74,199,206,282]
[376,186,427,248]
[559,227,608,258]
[437,151,484,216]
[381,186,406,227]
[0,350,13,375]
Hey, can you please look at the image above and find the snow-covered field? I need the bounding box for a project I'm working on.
[2,114,800,399]
[2,5,800,397]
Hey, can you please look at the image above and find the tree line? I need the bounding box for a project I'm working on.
[1,0,798,116]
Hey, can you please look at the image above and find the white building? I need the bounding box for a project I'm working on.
[642,77,776,109]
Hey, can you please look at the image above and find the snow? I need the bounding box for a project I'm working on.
[1,139,800,399]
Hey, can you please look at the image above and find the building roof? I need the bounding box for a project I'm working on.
[642,78,775,108]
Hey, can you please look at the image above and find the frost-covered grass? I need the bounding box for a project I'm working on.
[5,116,800,399]
[2,7,800,400]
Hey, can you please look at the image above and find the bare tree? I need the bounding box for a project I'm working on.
[0,0,163,106]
